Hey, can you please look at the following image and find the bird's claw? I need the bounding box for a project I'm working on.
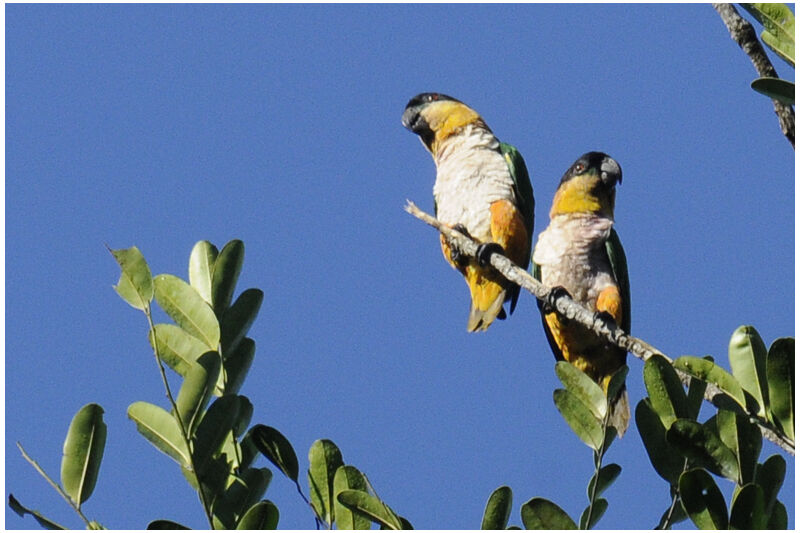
[448,224,473,267]
[476,242,505,268]
[593,310,618,328]
[543,286,571,315]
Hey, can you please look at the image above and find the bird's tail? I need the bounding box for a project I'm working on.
[608,385,630,437]
[465,266,507,332]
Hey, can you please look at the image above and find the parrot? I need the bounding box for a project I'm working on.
[401,93,534,332]
[532,151,630,435]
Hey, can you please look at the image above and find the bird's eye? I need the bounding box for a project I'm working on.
[575,163,585,172]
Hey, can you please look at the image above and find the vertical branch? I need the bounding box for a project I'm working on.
[712,3,795,147]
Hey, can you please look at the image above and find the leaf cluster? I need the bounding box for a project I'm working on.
[11,241,411,530]
[742,3,795,104]
[637,326,792,529]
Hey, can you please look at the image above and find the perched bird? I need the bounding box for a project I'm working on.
[532,152,630,435]
[402,93,534,332]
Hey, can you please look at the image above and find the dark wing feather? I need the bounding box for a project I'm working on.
[499,142,535,262]
[499,142,534,316]
[532,261,565,361]
[605,227,631,333]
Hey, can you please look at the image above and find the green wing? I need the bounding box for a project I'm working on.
[499,142,534,317]
[499,142,535,262]
[605,227,631,333]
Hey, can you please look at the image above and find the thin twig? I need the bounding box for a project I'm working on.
[713,3,795,148]
[17,442,94,529]
[144,306,215,527]
[405,200,794,456]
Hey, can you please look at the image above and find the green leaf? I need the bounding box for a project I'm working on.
[127,401,190,466]
[175,351,221,434]
[149,323,209,376]
[8,494,67,529]
[481,486,513,530]
[334,466,371,530]
[579,498,607,529]
[767,500,788,529]
[215,337,255,396]
[189,240,218,305]
[520,497,578,530]
[336,490,404,530]
[756,454,786,518]
[587,463,621,500]
[213,468,272,529]
[766,337,794,441]
[237,500,279,530]
[236,427,260,471]
[605,365,628,407]
[686,375,707,421]
[110,246,153,310]
[146,519,190,529]
[555,361,607,420]
[729,325,770,419]
[192,395,241,474]
[635,399,685,484]
[251,424,300,482]
[729,483,767,529]
[553,389,604,450]
[307,439,344,526]
[182,453,229,496]
[211,239,245,317]
[741,3,795,66]
[678,468,728,529]
[154,274,220,349]
[751,77,795,105]
[673,355,747,411]
[601,425,617,452]
[666,419,739,482]
[643,355,688,428]
[233,397,253,440]
[716,409,762,484]
[60,403,106,507]
[221,289,263,356]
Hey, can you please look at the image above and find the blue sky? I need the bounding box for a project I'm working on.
[6,3,794,530]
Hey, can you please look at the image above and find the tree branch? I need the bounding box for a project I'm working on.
[405,200,794,455]
[713,3,795,148]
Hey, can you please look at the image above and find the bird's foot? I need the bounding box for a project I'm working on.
[543,286,571,315]
[448,224,473,267]
[476,242,505,267]
[593,310,618,329]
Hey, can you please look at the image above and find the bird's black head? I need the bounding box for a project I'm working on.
[401,93,463,149]
[561,151,622,188]
[404,92,461,110]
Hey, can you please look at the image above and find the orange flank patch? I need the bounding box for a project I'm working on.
[489,199,530,267]
[596,285,624,326]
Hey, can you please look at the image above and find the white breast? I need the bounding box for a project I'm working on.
[432,126,516,242]
[532,214,616,306]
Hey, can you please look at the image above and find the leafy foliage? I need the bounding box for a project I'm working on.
[636,326,792,529]
[9,242,793,530]
[11,241,406,530]
[741,3,795,104]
